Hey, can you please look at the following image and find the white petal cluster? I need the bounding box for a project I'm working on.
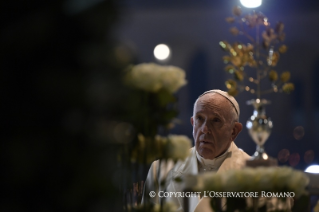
[166,135,192,161]
[197,167,309,197]
[124,63,187,93]
[131,134,191,163]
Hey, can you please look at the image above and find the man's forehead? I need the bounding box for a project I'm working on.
[197,92,228,104]
[196,90,240,117]
[194,109,223,117]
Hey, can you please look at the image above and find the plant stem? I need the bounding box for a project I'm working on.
[256,24,261,99]
[260,89,275,95]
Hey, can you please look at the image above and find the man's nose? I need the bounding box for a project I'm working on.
[201,121,211,134]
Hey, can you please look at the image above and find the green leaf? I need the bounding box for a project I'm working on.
[156,89,176,107]
[174,177,183,183]
[160,179,166,187]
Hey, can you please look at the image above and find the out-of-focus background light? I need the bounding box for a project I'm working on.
[154,44,170,60]
[293,126,305,140]
[278,149,290,163]
[240,0,262,8]
[305,165,319,173]
[289,153,300,167]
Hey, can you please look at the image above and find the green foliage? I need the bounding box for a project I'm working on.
[174,177,183,183]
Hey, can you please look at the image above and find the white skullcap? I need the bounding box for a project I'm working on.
[198,89,240,117]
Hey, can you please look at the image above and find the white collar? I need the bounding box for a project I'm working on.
[196,144,231,172]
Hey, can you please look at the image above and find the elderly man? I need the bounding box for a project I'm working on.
[142,89,250,212]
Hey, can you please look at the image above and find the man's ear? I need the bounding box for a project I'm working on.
[190,117,194,126]
[231,122,243,141]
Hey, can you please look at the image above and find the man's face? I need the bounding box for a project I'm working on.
[191,93,237,159]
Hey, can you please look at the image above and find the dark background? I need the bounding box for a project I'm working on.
[1,0,319,211]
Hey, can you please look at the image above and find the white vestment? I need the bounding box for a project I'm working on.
[141,142,250,212]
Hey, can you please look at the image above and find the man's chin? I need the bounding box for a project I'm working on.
[198,148,215,160]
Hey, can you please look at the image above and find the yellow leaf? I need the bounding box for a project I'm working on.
[282,83,294,93]
[234,70,244,81]
[223,56,231,63]
[279,45,287,54]
[229,27,239,36]
[224,65,235,73]
[225,79,237,89]
[269,70,278,81]
[280,71,291,82]
[227,88,238,96]
[225,17,235,23]
[231,56,241,67]
[232,6,242,16]
[219,41,230,51]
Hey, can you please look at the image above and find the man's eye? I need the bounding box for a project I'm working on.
[213,118,220,122]
[196,116,203,121]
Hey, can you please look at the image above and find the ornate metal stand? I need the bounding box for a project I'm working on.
[245,99,277,167]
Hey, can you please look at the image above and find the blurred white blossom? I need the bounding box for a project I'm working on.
[166,134,192,161]
[131,134,191,163]
[196,167,309,198]
[124,63,187,93]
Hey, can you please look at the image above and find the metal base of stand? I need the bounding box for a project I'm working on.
[246,156,278,167]
[246,145,278,167]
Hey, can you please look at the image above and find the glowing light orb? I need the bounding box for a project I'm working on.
[154,44,170,60]
[305,165,319,174]
[240,0,262,8]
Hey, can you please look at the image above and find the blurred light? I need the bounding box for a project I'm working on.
[304,150,315,164]
[262,153,268,160]
[289,153,300,167]
[240,0,262,8]
[277,149,290,163]
[293,126,305,140]
[154,44,170,60]
[305,165,319,173]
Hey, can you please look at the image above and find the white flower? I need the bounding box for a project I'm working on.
[201,171,224,192]
[166,134,192,160]
[196,167,309,197]
[223,168,257,192]
[285,169,309,197]
[124,63,187,93]
[159,65,187,93]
